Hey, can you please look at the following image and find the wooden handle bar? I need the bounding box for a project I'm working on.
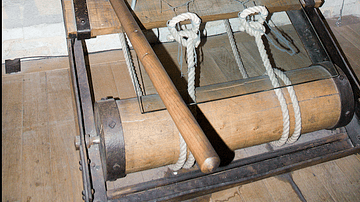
[109,0,220,173]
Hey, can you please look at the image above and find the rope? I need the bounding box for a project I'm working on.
[118,32,143,97]
[224,19,248,78]
[167,12,201,103]
[238,6,302,146]
[167,12,201,170]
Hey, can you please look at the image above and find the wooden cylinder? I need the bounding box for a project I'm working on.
[109,0,220,173]
[116,65,351,174]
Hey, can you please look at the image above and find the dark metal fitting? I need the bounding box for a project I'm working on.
[85,134,100,148]
[74,136,81,150]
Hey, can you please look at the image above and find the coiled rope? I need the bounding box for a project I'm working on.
[167,12,201,171]
[238,6,302,146]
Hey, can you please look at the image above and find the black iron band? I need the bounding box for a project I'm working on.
[329,66,355,129]
[95,98,126,181]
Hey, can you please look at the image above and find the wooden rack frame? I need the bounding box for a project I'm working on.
[64,1,360,201]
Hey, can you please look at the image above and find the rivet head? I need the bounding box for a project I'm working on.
[109,121,116,128]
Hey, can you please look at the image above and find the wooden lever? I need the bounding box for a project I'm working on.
[109,0,220,173]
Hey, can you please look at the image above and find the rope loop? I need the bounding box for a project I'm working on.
[238,6,302,147]
[167,12,201,48]
[238,6,268,37]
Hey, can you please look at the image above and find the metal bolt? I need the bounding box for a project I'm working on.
[91,162,96,168]
[91,136,100,144]
[74,136,81,150]
[345,111,351,116]
[109,121,116,128]
[79,166,83,171]
[339,75,344,80]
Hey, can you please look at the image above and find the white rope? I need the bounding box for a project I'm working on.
[118,32,143,97]
[167,12,201,103]
[168,133,187,171]
[224,19,248,79]
[167,12,201,170]
[238,6,302,146]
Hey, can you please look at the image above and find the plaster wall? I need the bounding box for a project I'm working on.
[2,0,359,63]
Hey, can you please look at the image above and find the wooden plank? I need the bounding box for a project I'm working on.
[2,75,23,202]
[61,0,322,38]
[61,0,77,37]
[46,69,83,201]
[90,62,121,101]
[21,72,54,201]
[310,161,359,201]
[238,180,274,202]
[210,187,245,202]
[292,167,335,201]
[110,61,138,99]
[334,155,360,195]
[1,69,83,201]
[263,176,302,202]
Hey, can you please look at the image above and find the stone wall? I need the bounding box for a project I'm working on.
[2,0,359,63]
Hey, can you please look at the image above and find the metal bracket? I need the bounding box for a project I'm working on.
[73,0,91,39]
[345,114,360,147]
[5,58,21,74]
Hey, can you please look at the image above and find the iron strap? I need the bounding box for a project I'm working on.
[73,0,91,39]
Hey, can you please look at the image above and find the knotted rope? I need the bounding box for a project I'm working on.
[167,12,201,171]
[238,6,302,146]
[167,12,201,103]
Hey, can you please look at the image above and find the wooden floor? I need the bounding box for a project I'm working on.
[2,15,360,202]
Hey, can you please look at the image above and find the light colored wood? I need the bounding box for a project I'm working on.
[61,0,323,37]
[210,187,245,202]
[110,0,220,173]
[263,176,302,202]
[2,75,23,202]
[21,72,54,201]
[310,161,360,201]
[237,180,274,202]
[292,167,335,201]
[2,69,83,201]
[116,69,342,173]
[61,0,77,38]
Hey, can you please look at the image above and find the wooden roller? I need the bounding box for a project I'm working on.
[104,65,353,174]
[109,0,220,173]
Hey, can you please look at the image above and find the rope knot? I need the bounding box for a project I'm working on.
[238,6,268,37]
[167,12,201,48]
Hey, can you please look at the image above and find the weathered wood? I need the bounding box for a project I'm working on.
[114,66,343,173]
[61,0,323,37]
[109,0,220,173]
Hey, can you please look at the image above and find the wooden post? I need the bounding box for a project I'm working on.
[109,0,220,173]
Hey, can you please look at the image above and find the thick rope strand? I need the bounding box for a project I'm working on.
[224,19,248,79]
[239,6,301,146]
[118,32,143,97]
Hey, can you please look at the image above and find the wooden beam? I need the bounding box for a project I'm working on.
[62,0,324,38]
